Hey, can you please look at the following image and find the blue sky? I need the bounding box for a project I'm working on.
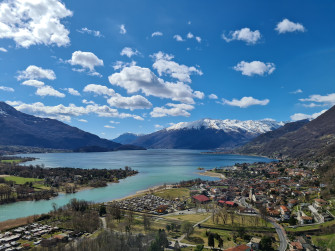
[0,0,334,139]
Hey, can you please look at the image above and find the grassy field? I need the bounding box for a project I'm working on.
[286,220,335,232]
[312,233,335,250]
[4,176,44,185]
[153,188,190,200]
[164,213,210,223]
[0,159,24,164]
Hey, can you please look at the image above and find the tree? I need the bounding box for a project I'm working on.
[194,244,204,251]
[174,240,181,251]
[181,221,194,238]
[218,237,224,249]
[288,215,297,226]
[259,236,274,251]
[99,205,106,216]
[208,233,215,248]
[143,214,152,231]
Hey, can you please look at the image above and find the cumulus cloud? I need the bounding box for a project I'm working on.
[290,89,303,94]
[120,47,139,58]
[108,65,203,104]
[208,94,218,99]
[275,18,305,34]
[104,125,115,129]
[155,124,163,129]
[112,60,136,71]
[21,79,64,97]
[233,61,275,76]
[67,51,103,77]
[195,36,201,43]
[222,96,270,108]
[77,27,102,37]
[150,103,194,117]
[187,32,194,39]
[83,84,116,97]
[290,110,327,121]
[222,28,261,45]
[77,119,87,123]
[120,24,126,34]
[8,102,144,122]
[65,88,80,96]
[35,85,65,98]
[151,51,203,83]
[173,35,184,42]
[17,65,56,80]
[299,93,335,106]
[0,0,72,48]
[21,79,45,87]
[107,95,152,110]
[0,47,7,52]
[0,86,14,92]
[151,31,163,37]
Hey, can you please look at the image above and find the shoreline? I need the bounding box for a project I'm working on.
[197,170,226,179]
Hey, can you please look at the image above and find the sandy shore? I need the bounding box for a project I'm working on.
[197,170,226,179]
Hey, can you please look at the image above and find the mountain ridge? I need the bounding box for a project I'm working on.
[0,102,143,152]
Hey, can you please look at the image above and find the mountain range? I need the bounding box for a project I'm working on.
[0,102,143,152]
[113,118,284,150]
[237,105,335,159]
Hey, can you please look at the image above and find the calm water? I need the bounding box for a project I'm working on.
[0,149,274,221]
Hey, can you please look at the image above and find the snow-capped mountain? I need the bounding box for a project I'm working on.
[114,118,285,150]
[166,118,284,135]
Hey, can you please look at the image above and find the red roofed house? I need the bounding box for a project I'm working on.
[218,200,237,207]
[192,194,210,204]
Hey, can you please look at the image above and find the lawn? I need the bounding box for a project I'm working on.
[4,176,44,185]
[1,159,24,164]
[312,233,335,250]
[153,188,190,200]
[164,213,210,223]
[286,220,335,232]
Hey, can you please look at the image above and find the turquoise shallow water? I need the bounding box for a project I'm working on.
[0,149,274,221]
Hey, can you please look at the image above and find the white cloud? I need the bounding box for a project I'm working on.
[35,85,65,98]
[67,51,103,76]
[83,84,115,97]
[0,86,14,92]
[82,99,95,105]
[104,125,115,129]
[9,102,144,122]
[195,36,201,43]
[112,60,136,71]
[77,27,102,37]
[290,110,327,121]
[109,120,120,124]
[108,65,203,104]
[150,103,194,117]
[21,79,45,87]
[107,95,152,110]
[222,28,261,45]
[120,47,139,58]
[233,61,275,76]
[77,119,87,123]
[151,31,163,37]
[208,94,218,99]
[222,96,270,108]
[275,18,305,34]
[151,51,203,83]
[187,32,194,39]
[155,124,163,129]
[17,65,56,80]
[290,89,303,94]
[173,35,184,42]
[0,0,72,48]
[0,47,7,52]
[299,93,335,106]
[120,24,126,34]
[21,79,64,98]
[65,88,80,96]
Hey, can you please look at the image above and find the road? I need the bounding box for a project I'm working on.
[238,196,288,251]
